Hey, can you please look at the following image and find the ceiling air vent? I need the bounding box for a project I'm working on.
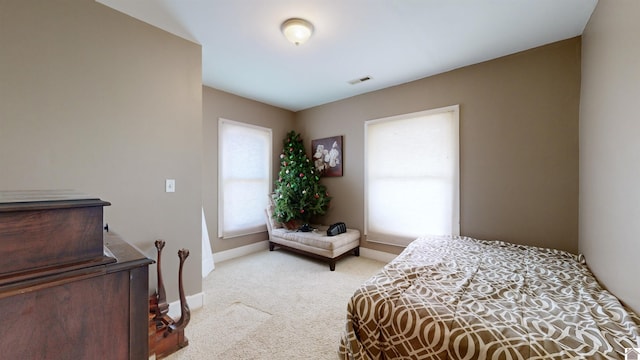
[348,76,372,85]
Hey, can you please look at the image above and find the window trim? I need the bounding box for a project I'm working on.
[364,105,460,247]
[217,118,272,239]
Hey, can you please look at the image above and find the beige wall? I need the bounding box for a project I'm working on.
[580,0,640,313]
[297,38,581,255]
[202,87,295,253]
[0,0,203,302]
[1,0,599,309]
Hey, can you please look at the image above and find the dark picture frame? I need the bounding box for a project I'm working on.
[311,135,343,177]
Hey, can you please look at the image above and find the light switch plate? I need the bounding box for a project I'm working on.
[165,179,175,193]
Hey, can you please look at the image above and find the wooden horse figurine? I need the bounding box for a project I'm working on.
[149,240,191,359]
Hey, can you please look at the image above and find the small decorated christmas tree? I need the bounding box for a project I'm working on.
[273,131,331,228]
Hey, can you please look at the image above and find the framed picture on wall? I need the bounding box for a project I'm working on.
[311,135,343,177]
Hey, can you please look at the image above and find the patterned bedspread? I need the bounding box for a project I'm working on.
[339,236,640,359]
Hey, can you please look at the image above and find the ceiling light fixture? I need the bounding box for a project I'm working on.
[281,18,314,46]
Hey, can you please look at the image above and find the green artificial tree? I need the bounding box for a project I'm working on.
[273,131,331,228]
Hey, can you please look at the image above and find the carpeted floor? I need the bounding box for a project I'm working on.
[164,248,386,360]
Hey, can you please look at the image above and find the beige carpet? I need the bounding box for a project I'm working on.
[164,248,385,360]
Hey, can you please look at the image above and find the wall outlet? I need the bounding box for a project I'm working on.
[165,179,175,193]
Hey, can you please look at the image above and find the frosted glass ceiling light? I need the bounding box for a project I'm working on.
[281,18,314,45]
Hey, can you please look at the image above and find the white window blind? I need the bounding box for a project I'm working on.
[365,105,460,246]
[218,119,272,238]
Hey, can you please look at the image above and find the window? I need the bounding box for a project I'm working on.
[218,119,272,238]
[365,105,459,246]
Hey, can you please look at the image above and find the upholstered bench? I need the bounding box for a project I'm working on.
[265,209,360,271]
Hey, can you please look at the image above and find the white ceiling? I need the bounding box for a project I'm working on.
[97,0,597,112]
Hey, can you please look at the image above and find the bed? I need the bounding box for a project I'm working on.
[339,235,640,359]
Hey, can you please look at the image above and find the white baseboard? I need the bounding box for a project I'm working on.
[212,240,269,264]
[211,239,395,265]
[360,247,397,263]
[167,291,205,319]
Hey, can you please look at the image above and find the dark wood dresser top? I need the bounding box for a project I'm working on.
[0,190,111,211]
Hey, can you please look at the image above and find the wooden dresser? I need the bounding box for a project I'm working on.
[0,191,153,360]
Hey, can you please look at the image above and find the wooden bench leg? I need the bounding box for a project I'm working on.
[269,242,359,271]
